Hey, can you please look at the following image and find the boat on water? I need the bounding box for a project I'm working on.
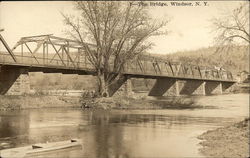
[0,139,82,158]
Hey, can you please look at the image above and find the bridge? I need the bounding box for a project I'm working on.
[0,33,236,96]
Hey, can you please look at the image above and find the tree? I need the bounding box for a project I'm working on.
[62,1,168,97]
[212,2,249,48]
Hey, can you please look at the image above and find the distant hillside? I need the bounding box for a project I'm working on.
[133,45,249,91]
[154,45,249,76]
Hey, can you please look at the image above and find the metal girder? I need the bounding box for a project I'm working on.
[21,34,53,39]
[49,46,62,63]
[62,46,76,68]
[0,34,17,62]
[48,38,66,66]
[14,34,94,50]
[24,43,40,64]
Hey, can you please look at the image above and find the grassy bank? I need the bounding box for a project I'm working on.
[80,94,201,110]
[198,118,249,158]
[0,93,202,111]
[0,95,80,110]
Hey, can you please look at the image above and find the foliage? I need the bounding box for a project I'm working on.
[29,73,96,90]
[159,45,249,75]
[62,1,168,96]
[211,2,249,51]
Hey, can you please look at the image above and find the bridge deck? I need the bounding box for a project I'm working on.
[0,34,236,83]
[0,53,235,83]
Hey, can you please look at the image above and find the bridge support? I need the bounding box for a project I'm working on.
[107,76,134,97]
[148,78,179,96]
[112,78,133,97]
[148,79,234,96]
[0,67,30,95]
[179,80,205,95]
[121,79,133,96]
[222,82,235,93]
[205,81,222,95]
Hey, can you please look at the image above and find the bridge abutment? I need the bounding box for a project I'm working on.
[0,67,30,95]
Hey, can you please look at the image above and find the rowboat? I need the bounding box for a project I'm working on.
[0,139,82,158]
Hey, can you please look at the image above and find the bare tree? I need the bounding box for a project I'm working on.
[212,2,249,49]
[62,1,168,97]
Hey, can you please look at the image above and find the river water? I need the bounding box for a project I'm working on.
[0,93,249,158]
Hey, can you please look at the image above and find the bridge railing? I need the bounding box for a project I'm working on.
[0,33,234,82]
[0,52,95,70]
[123,58,234,81]
[0,51,234,81]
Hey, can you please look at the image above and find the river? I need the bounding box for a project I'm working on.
[0,93,249,158]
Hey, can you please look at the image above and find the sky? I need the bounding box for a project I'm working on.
[0,1,245,54]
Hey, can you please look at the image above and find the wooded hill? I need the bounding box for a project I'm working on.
[155,45,249,75]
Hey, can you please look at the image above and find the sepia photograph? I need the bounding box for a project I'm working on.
[0,0,249,158]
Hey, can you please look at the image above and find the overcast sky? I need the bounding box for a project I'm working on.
[0,1,244,54]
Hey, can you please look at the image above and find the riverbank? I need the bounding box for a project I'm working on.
[198,118,249,158]
[0,95,80,110]
[1,90,249,111]
[0,93,201,111]
[79,93,204,110]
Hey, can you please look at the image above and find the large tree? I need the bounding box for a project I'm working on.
[62,1,168,97]
[212,2,249,47]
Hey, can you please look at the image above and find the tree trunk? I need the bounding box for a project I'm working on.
[96,70,110,97]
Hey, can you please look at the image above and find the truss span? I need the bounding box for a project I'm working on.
[0,34,235,83]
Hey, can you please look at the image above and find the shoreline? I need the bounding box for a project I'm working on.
[0,92,249,111]
[198,118,249,158]
[0,95,80,111]
[0,93,207,111]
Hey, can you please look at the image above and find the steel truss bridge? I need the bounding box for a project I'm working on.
[0,33,236,96]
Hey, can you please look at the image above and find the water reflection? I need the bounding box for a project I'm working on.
[0,112,29,138]
[0,93,248,157]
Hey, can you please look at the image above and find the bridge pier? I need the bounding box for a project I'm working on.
[148,78,179,96]
[112,79,134,97]
[204,81,222,95]
[178,80,205,95]
[0,66,30,95]
[178,81,233,96]
[222,82,235,93]
[99,77,235,97]
[148,79,207,96]
[107,75,130,97]
[122,79,133,96]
